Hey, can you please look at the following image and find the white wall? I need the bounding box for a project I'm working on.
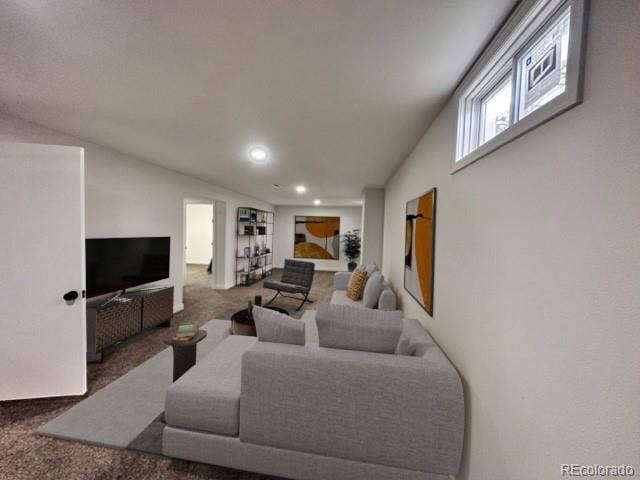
[0,113,273,310]
[360,188,385,267]
[382,3,640,479]
[274,206,362,271]
[185,204,213,265]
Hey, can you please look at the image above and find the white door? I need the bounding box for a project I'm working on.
[0,142,86,400]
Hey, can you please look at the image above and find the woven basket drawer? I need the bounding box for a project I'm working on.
[142,287,173,329]
[95,298,142,351]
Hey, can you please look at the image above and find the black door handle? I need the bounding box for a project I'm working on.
[63,290,79,301]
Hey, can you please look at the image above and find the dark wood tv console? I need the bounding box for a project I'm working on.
[86,286,173,362]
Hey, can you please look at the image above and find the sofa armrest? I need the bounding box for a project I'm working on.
[333,271,352,290]
[377,288,397,310]
[240,342,464,475]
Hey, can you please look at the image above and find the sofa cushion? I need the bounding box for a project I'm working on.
[378,288,397,311]
[362,272,384,308]
[395,318,438,358]
[346,270,368,300]
[332,271,352,291]
[330,290,365,309]
[240,340,465,475]
[355,263,379,276]
[315,302,402,354]
[165,335,257,436]
[254,306,305,345]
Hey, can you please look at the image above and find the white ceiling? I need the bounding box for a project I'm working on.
[0,0,515,205]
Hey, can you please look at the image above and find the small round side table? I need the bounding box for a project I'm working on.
[164,330,207,381]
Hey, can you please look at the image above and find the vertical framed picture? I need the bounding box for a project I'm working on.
[404,188,436,316]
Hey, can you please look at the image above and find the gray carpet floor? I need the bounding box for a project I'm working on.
[0,267,334,480]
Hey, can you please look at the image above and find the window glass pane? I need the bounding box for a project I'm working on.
[480,77,512,145]
[517,6,571,119]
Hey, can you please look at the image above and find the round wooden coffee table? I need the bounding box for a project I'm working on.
[231,306,289,336]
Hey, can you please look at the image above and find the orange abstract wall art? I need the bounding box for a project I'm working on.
[404,188,436,315]
[294,216,340,259]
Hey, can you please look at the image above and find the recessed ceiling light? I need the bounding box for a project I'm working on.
[248,147,269,164]
[313,199,321,205]
[295,185,307,194]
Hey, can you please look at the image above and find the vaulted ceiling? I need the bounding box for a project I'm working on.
[0,0,516,205]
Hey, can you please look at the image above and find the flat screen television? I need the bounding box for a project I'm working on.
[86,237,170,298]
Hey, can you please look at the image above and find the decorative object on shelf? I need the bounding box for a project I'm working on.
[294,216,340,259]
[239,208,251,222]
[341,229,361,271]
[236,207,274,286]
[404,188,436,316]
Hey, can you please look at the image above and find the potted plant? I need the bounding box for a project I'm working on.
[341,229,361,272]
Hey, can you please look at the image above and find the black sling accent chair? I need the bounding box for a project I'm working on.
[264,259,315,311]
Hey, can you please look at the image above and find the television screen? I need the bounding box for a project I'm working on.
[86,237,170,297]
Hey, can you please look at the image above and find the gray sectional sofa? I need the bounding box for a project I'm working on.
[331,271,398,310]
[162,311,464,480]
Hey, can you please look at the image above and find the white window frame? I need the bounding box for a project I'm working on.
[452,0,588,174]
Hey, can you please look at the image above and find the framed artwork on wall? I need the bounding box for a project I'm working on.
[294,216,340,259]
[404,188,436,316]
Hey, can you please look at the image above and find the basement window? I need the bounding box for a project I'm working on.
[453,0,588,173]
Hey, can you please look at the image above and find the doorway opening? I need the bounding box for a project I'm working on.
[184,200,215,288]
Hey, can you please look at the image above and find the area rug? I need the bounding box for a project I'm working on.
[36,310,317,456]
[36,319,233,450]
